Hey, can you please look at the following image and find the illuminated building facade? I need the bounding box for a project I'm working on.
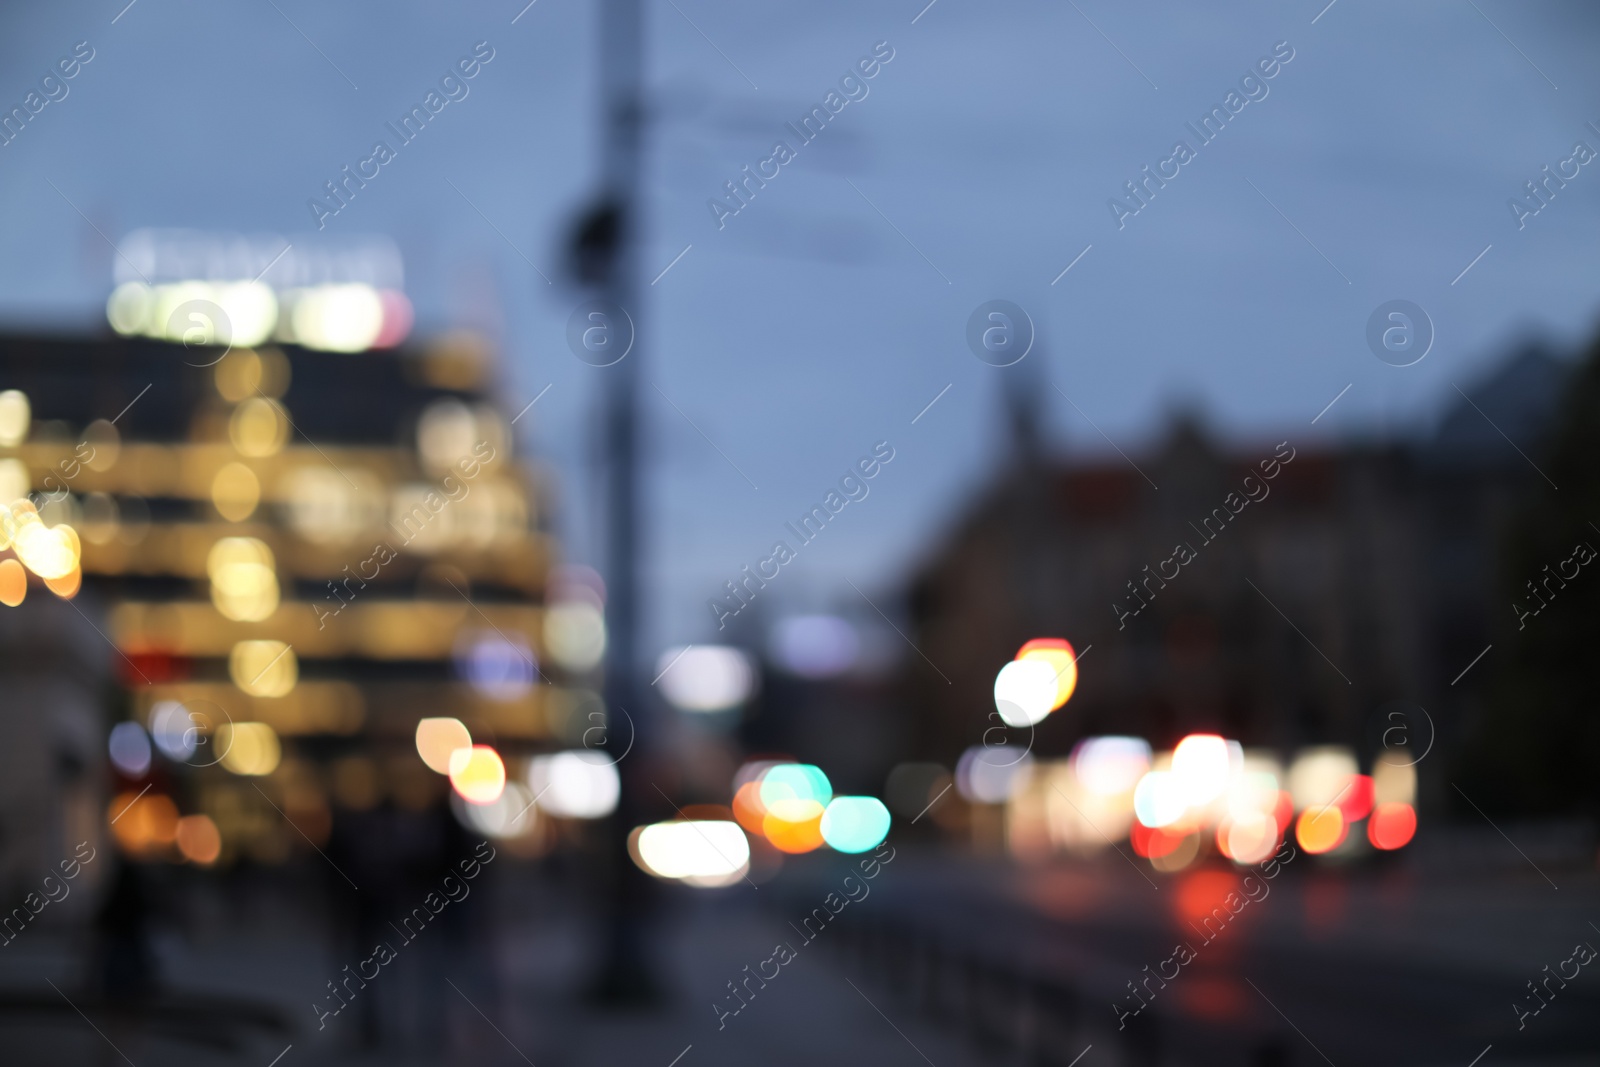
[0,326,594,868]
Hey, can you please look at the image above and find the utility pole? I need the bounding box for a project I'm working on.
[572,0,658,1002]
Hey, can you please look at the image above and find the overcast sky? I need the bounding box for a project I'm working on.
[3,0,1598,653]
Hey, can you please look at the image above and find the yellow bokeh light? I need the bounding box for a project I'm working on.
[0,458,30,506]
[207,537,279,621]
[218,722,282,776]
[0,558,26,607]
[229,397,288,457]
[83,419,120,472]
[176,814,222,865]
[448,745,506,804]
[14,522,79,580]
[211,462,261,522]
[214,350,263,402]
[415,717,472,774]
[44,563,81,600]
[0,390,30,447]
[229,639,298,698]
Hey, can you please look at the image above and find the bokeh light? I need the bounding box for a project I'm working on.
[211,462,261,521]
[1171,734,1233,806]
[656,645,755,712]
[1015,637,1078,710]
[1072,736,1151,796]
[0,558,26,607]
[207,537,279,621]
[1133,770,1186,828]
[415,717,472,774]
[1295,805,1347,854]
[544,599,606,672]
[217,722,282,776]
[993,658,1057,727]
[176,814,223,865]
[634,820,751,886]
[229,639,298,697]
[819,796,891,853]
[1368,802,1417,850]
[448,745,507,805]
[108,721,152,777]
[527,750,620,818]
[956,746,1033,804]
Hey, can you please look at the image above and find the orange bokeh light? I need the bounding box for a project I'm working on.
[0,558,25,607]
[176,814,223,865]
[732,780,768,835]
[1295,805,1346,854]
[109,791,179,855]
[763,809,824,853]
[1367,802,1417,850]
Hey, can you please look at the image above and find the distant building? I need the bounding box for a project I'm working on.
[896,345,1567,812]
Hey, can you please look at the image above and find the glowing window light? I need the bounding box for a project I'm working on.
[1221,812,1280,865]
[1367,802,1417,850]
[150,700,199,761]
[289,283,384,352]
[1336,774,1375,823]
[229,640,297,698]
[820,796,891,853]
[1372,753,1417,806]
[448,745,507,805]
[1133,770,1187,828]
[417,398,478,474]
[229,397,287,458]
[759,763,832,809]
[656,645,755,713]
[207,537,279,622]
[1287,746,1358,810]
[1171,734,1234,807]
[993,659,1057,728]
[217,722,282,776]
[176,814,222,865]
[1072,736,1151,796]
[0,390,29,446]
[456,633,536,699]
[14,522,79,580]
[415,717,472,774]
[527,750,620,819]
[956,746,1034,804]
[215,349,264,402]
[1295,805,1346,854]
[544,600,607,672]
[108,721,152,777]
[0,558,26,607]
[635,820,751,884]
[1015,637,1078,711]
[763,804,825,853]
[212,462,261,522]
[455,781,537,839]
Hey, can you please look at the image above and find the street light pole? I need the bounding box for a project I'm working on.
[587,0,658,1003]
